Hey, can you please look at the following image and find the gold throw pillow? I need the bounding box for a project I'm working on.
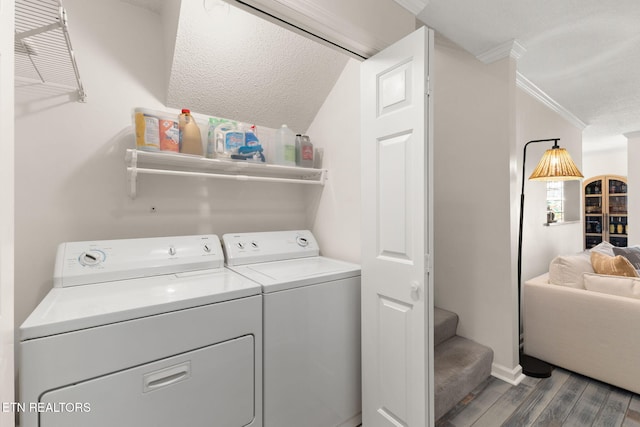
[591,251,640,277]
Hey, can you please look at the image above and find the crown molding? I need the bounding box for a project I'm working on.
[516,71,587,130]
[476,40,526,64]
[392,0,429,16]
[624,131,640,140]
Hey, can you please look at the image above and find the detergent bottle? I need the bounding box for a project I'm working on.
[178,109,203,156]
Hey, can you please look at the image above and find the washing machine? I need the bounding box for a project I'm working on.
[19,235,262,427]
[222,230,361,427]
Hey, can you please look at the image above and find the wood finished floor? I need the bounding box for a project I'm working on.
[436,367,640,427]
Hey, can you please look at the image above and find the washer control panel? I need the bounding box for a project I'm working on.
[78,249,106,267]
[222,230,320,266]
[54,235,224,288]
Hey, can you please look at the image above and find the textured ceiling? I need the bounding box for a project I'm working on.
[164,1,349,134]
[414,0,640,152]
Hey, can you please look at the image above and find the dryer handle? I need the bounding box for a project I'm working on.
[143,361,191,392]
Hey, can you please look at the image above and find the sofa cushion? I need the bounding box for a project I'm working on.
[591,251,640,277]
[590,240,616,256]
[548,253,593,288]
[583,272,640,299]
[612,246,640,270]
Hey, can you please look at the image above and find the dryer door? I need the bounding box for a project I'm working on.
[39,335,255,427]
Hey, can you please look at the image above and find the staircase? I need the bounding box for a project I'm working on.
[434,307,494,421]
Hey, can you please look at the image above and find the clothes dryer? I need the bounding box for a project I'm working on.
[223,230,361,427]
[19,235,262,427]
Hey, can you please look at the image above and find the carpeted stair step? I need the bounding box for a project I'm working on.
[434,335,494,421]
[433,307,495,420]
[434,307,458,347]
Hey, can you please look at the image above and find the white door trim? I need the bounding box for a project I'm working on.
[0,0,16,424]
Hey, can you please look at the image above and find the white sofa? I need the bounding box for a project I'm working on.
[523,248,640,395]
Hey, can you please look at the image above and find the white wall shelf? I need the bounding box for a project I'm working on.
[15,0,86,102]
[126,149,327,198]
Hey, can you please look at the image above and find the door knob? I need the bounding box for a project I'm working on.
[410,281,421,301]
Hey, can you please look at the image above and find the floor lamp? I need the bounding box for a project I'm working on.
[518,138,583,378]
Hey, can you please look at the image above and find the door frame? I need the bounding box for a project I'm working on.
[0,0,16,423]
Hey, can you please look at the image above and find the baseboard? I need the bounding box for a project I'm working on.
[337,412,361,427]
[491,362,525,386]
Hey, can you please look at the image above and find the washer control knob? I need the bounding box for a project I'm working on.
[251,241,259,249]
[237,242,245,249]
[79,250,104,267]
[203,244,211,253]
[169,246,176,256]
[296,237,309,247]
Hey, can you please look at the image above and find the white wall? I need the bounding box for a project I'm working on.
[1,0,15,422]
[14,0,308,331]
[582,141,627,178]
[626,132,640,245]
[161,0,181,93]
[516,88,584,282]
[433,35,519,381]
[306,59,362,263]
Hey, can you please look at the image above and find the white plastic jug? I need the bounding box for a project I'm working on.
[274,124,296,166]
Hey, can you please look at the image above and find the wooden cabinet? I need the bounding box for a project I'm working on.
[584,175,628,249]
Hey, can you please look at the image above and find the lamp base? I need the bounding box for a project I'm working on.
[520,353,552,378]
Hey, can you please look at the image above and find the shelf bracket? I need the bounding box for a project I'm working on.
[319,169,328,185]
[128,149,138,199]
[15,21,62,41]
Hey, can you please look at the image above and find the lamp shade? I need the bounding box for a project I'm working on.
[529,146,583,181]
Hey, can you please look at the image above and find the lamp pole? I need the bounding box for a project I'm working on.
[517,138,559,378]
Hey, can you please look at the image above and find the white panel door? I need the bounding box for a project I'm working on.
[361,26,433,427]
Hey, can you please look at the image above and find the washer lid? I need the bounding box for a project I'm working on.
[229,256,361,293]
[20,268,261,341]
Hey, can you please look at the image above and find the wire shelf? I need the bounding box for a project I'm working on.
[15,0,86,102]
